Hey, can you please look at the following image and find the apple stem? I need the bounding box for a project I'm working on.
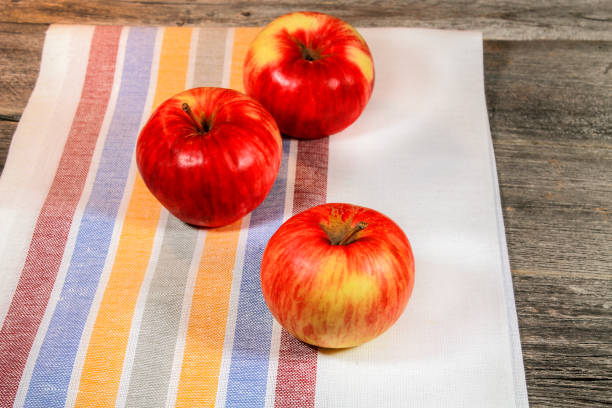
[182,102,206,133]
[296,41,319,61]
[337,222,368,245]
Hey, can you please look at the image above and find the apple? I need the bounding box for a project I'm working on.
[261,203,414,348]
[136,87,282,227]
[244,11,375,139]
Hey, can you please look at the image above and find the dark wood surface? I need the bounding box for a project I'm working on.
[1,1,610,406]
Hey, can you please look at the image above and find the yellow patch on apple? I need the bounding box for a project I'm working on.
[249,13,323,71]
[347,46,375,83]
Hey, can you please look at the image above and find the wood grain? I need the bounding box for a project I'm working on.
[1,0,611,40]
[0,2,611,406]
[0,23,47,111]
[484,40,612,407]
[0,122,16,172]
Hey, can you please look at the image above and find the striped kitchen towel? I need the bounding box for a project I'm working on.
[0,25,528,407]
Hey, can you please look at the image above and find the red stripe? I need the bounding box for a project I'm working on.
[0,26,121,406]
[274,137,329,408]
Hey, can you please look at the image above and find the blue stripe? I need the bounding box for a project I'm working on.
[24,27,157,408]
[225,139,291,408]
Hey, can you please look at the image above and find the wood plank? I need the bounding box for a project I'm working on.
[484,40,612,407]
[0,23,45,118]
[0,23,45,172]
[1,0,611,40]
[0,122,16,172]
[485,41,612,144]
[514,274,612,407]
[495,140,611,278]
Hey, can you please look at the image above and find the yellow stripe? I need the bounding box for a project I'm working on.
[75,27,193,406]
[174,27,260,407]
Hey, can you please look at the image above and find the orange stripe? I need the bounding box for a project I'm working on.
[230,27,261,92]
[75,27,193,406]
[175,222,241,407]
[174,27,260,407]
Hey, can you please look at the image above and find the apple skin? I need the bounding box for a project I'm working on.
[244,11,375,139]
[136,87,282,227]
[261,203,414,348]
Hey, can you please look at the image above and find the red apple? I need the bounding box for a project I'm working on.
[244,11,375,139]
[136,87,282,227]
[261,203,415,348]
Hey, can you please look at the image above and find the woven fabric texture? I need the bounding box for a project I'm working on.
[0,25,528,407]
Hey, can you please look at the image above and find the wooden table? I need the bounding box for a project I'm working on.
[1,1,610,406]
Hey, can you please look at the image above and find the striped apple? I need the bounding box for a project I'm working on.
[244,11,375,139]
[136,87,282,227]
[261,203,415,348]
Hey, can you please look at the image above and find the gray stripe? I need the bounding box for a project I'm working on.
[194,27,227,87]
[125,28,227,407]
[124,215,199,407]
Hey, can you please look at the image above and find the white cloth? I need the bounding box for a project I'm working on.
[319,28,528,407]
